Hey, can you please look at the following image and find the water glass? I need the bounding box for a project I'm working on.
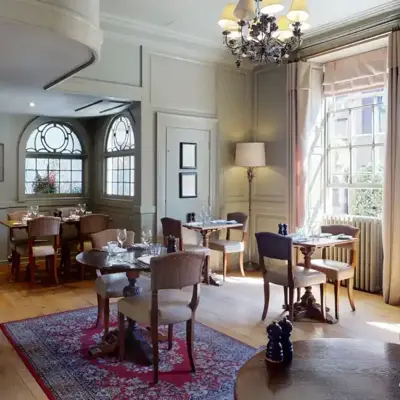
[107,241,118,256]
[22,214,28,224]
[31,205,39,218]
[80,203,87,215]
[151,243,162,256]
[70,209,77,219]
[117,228,127,248]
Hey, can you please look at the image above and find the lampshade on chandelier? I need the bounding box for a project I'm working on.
[218,0,310,67]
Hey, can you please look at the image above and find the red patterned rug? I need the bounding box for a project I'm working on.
[1,306,256,399]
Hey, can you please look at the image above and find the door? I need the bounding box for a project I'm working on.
[157,113,217,229]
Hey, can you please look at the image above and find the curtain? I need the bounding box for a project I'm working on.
[383,30,400,305]
[288,62,324,231]
[324,48,387,95]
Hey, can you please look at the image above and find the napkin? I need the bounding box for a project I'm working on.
[101,246,127,253]
[131,243,148,249]
[137,256,153,265]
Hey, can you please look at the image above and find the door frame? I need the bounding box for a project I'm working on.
[156,112,218,231]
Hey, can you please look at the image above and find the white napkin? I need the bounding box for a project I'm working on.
[131,243,148,249]
[185,221,202,227]
[137,256,153,265]
[101,246,127,253]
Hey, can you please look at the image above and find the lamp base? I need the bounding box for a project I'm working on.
[245,261,260,272]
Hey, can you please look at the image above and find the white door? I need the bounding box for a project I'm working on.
[157,113,217,228]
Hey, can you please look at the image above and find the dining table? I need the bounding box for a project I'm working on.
[235,339,400,400]
[182,220,244,286]
[76,247,159,365]
[292,235,358,324]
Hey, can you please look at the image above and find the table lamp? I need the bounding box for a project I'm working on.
[235,142,266,270]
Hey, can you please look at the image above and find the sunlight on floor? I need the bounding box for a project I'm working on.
[225,276,264,285]
[367,321,400,334]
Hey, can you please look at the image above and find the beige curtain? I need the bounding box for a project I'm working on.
[383,30,400,305]
[288,61,324,231]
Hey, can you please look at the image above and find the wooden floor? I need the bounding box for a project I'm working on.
[0,268,399,399]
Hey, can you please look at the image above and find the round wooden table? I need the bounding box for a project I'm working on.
[235,339,400,400]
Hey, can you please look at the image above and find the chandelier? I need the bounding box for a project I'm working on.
[218,0,310,67]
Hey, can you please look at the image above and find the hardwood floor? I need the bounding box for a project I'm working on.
[0,268,399,399]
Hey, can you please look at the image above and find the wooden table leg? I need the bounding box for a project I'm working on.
[292,246,336,324]
[200,230,222,287]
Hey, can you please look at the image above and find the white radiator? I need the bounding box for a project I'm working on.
[322,215,383,293]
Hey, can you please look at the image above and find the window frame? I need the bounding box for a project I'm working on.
[18,118,90,202]
[324,89,386,216]
[103,113,136,200]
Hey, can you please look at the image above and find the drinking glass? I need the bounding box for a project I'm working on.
[199,206,206,225]
[26,207,33,219]
[70,209,77,219]
[31,205,39,218]
[117,229,127,248]
[80,203,87,215]
[107,241,118,256]
[207,205,212,223]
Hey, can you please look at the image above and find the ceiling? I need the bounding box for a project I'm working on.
[100,0,396,44]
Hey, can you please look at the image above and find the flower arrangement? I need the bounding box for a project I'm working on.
[32,171,57,194]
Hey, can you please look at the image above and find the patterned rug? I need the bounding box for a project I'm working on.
[1,306,256,400]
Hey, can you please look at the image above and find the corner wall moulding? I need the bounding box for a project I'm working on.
[218,0,310,67]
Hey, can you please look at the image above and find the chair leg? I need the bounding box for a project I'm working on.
[96,295,104,328]
[262,281,270,321]
[14,253,21,282]
[283,287,288,308]
[334,281,340,320]
[203,255,210,285]
[239,252,245,277]
[152,323,159,384]
[52,256,59,285]
[288,288,295,322]
[29,256,35,285]
[297,288,301,302]
[223,253,228,282]
[10,250,16,280]
[118,312,125,361]
[104,298,110,337]
[168,324,173,350]
[186,319,195,373]
[320,283,326,322]
[347,278,356,311]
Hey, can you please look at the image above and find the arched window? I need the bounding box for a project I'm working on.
[25,122,85,195]
[105,114,135,197]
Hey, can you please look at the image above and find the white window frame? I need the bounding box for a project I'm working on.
[103,112,136,199]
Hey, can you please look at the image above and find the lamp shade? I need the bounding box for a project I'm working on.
[261,0,284,15]
[234,0,256,21]
[235,142,266,167]
[218,4,238,30]
[277,16,293,40]
[287,0,309,22]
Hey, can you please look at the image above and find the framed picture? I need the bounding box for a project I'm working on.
[0,144,4,182]
[179,172,197,198]
[180,142,197,169]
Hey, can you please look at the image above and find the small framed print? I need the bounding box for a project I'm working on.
[180,142,197,169]
[179,172,197,198]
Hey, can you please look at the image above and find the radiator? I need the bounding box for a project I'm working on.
[322,215,383,293]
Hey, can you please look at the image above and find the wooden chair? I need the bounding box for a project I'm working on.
[255,232,327,322]
[14,216,61,285]
[161,217,211,283]
[310,224,360,320]
[208,212,249,281]
[8,211,29,278]
[77,214,110,280]
[118,251,205,383]
[90,229,147,336]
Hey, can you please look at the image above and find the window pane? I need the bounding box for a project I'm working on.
[37,158,48,170]
[329,148,350,183]
[60,159,71,170]
[112,183,117,195]
[25,158,36,169]
[118,183,123,195]
[118,157,123,170]
[106,115,135,152]
[118,170,124,183]
[112,157,118,169]
[124,183,130,196]
[328,111,350,147]
[49,158,60,170]
[25,170,36,181]
[375,146,385,182]
[329,188,349,214]
[25,183,34,194]
[350,188,382,217]
[352,147,373,184]
[123,156,130,169]
[71,171,81,182]
[72,159,82,170]
[71,182,82,194]
[112,170,118,182]
[106,181,112,195]
[130,183,135,196]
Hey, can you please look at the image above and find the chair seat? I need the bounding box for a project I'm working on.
[96,274,151,299]
[15,245,55,257]
[311,259,354,281]
[266,265,326,288]
[209,239,244,253]
[118,288,192,326]
[183,244,211,256]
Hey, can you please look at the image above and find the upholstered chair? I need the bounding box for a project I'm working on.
[90,229,144,336]
[8,211,29,278]
[208,212,249,281]
[161,217,211,283]
[14,216,61,285]
[118,251,205,383]
[255,232,327,322]
[310,224,360,320]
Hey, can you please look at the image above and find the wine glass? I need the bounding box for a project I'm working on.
[26,207,33,219]
[117,229,127,248]
[31,205,39,218]
[80,203,87,215]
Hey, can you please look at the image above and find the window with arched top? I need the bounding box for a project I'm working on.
[105,114,135,197]
[25,122,85,195]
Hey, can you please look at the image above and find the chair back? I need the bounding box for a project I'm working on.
[226,212,248,241]
[151,251,205,291]
[54,207,76,218]
[160,217,183,251]
[79,214,110,235]
[8,211,28,242]
[8,211,26,221]
[91,229,135,249]
[27,217,61,238]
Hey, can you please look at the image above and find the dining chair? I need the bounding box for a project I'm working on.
[8,211,29,278]
[255,232,327,322]
[90,228,142,336]
[14,216,61,285]
[117,251,205,383]
[208,212,248,281]
[161,217,211,283]
[77,214,110,280]
[310,224,360,320]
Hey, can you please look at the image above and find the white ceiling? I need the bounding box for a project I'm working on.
[100,0,396,44]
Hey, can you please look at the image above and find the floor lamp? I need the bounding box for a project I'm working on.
[235,142,266,270]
